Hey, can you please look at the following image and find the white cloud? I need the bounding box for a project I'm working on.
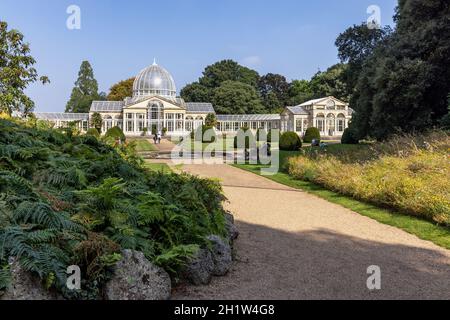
[241,55,262,67]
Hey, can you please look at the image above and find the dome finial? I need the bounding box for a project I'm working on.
[153,58,157,65]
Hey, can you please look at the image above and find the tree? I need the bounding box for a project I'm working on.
[66,61,103,113]
[342,0,450,140]
[107,78,134,101]
[439,94,450,130]
[90,112,103,132]
[288,80,314,105]
[199,60,260,88]
[180,82,210,102]
[0,21,49,116]
[258,73,290,113]
[335,23,391,99]
[309,64,349,102]
[212,81,265,114]
[205,113,218,127]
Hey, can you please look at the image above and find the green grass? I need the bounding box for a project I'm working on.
[143,162,172,172]
[234,163,450,250]
[130,139,157,152]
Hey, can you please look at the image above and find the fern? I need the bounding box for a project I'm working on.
[0,264,11,291]
[14,201,84,232]
[154,244,199,275]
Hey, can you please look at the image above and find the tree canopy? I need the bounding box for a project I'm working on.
[107,77,134,101]
[180,59,350,114]
[0,21,49,116]
[258,73,290,113]
[200,59,260,88]
[212,81,265,115]
[338,0,450,140]
[65,61,104,113]
[180,82,211,103]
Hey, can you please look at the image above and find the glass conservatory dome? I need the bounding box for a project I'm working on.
[132,60,177,99]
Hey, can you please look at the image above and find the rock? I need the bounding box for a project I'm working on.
[1,258,58,300]
[104,250,171,300]
[224,212,239,242]
[207,235,232,276]
[184,249,214,285]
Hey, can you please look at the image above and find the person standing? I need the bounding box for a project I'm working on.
[157,131,162,144]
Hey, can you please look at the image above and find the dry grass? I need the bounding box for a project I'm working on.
[288,131,450,225]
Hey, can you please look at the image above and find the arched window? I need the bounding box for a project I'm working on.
[327,114,336,135]
[185,116,194,132]
[337,114,346,132]
[316,114,325,132]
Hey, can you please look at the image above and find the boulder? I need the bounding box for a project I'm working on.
[184,248,214,285]
[1,258,58,300]
[207,235,232,276]
[224,212,239,242]
[104,250,171,300]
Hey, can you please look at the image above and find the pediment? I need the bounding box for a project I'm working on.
[123,95,186,110]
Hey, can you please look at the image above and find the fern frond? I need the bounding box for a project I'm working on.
[14,201,84,232]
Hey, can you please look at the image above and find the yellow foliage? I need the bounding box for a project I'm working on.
[288,132,450,225]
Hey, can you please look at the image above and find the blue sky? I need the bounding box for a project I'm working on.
[0,0,397,112]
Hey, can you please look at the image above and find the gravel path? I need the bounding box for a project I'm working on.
[171,164,450,300]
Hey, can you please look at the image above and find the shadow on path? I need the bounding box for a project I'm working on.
[174,221,450,300]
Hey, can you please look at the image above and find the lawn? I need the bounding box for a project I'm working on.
[234,159,450,250]
[129,139,157,152]
[143,162,172,172]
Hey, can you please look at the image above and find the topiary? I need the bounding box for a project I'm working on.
[105,126,126,142]
[192,125,216,143]
[279,132,302,151]
[86,128,100,138]
[234,127,255,149]
[341,127,359,144]
[303,127,321,143]
[256,128,268,142]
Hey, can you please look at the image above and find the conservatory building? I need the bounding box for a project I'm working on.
[34,61,353,138]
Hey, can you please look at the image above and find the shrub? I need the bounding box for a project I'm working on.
[205,113,218,127]
[0,119,227,299]
[192,125,216,143]
[105,126,126,142]
[280,132,302,151]
[303,127,321,143]
[341,127,359,144]
[256,128,268,142]
[86,128,100,138]
[233,127,255,149]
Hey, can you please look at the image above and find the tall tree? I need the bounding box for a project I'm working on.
[335,24,391,99]
[212,81,265,114]
[342,0,450,140]
[0,21,49,116]
[439,93,450,129]
[66,61,102,113]
[107,77,134,101]
[258,73,290,113]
